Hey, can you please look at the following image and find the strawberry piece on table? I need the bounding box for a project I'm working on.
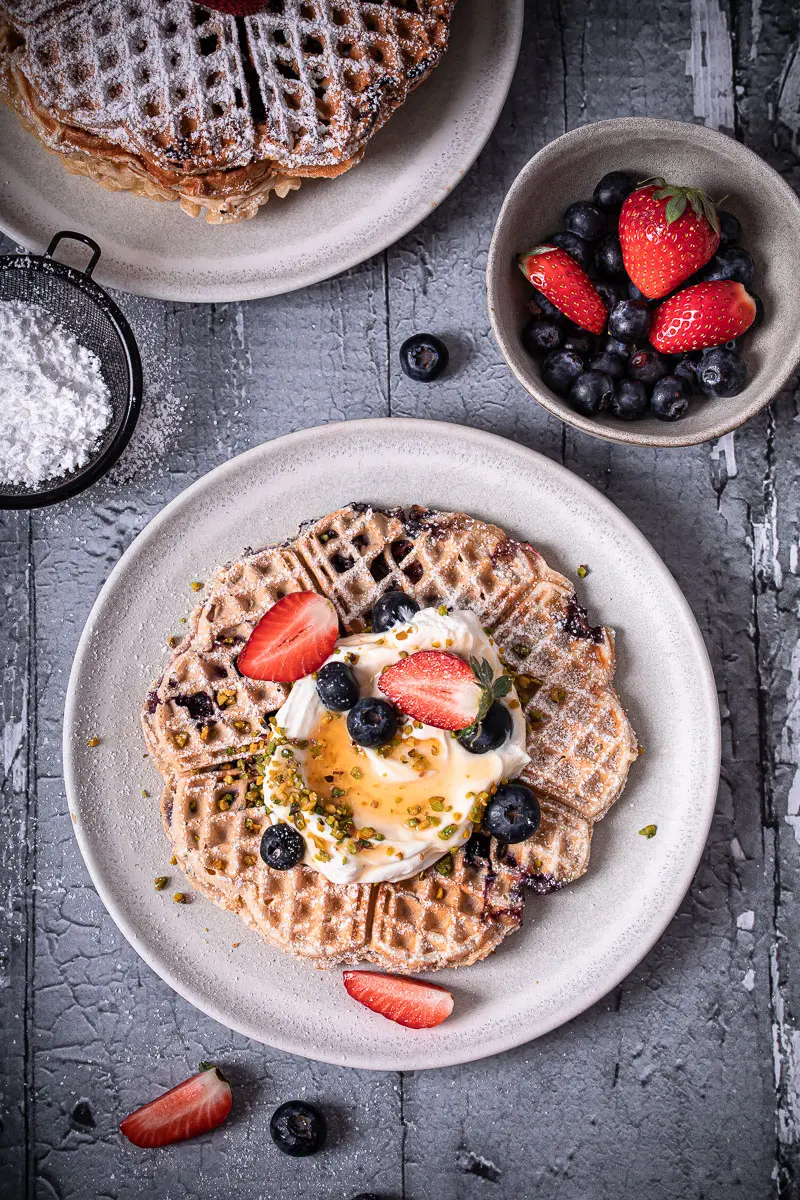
[377,649,483,730]
[238,591,339,682]
[649,280,756,354]
[517,245,607,334]
[343,971,454,1029]
[120,1064,232,1148]
[618,181,721,299]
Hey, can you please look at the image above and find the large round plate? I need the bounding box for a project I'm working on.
[63,419,720,1070]
[0,0,522,303]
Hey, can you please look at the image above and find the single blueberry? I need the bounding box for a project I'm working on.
[399,334,448,382]
[483,783,541,843]
[651,375,691,421]
[545,230,593,272]
[260,824,305,871]
[610,379,648,421]
[589,351,626,382]
[521,317,564,357]
[717,209,742,247]
[541,347,585,397]
[371,590,420,633]
[628,347,669,388]
[347,698,399,748]
[530,288,563,320]
[608,299,652,343]
[563,200,606,242]
[697,348,747,397]
[270,1101,327,1157]
[563,328,597,359]
[700,246,755,288]
[569,370,614,416]
[595,280,626,312]
[672,353,701,388]
[316,662,359,711]
[594,233,626,279]
[457,702,513,754]
[605,336,633,359]
[628,280,648,301]
[592,170,636,211]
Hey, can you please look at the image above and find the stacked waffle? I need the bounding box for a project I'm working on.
[146,504,639,971]
[0,0,455,222]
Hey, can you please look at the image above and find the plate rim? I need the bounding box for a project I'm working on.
[63,417,721,1070]
[0,0,523,303]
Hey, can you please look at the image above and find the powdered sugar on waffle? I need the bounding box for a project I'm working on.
[0,300,112,487]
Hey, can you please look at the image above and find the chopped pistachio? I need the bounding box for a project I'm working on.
[190,580,204,591]
[173,732,189,748]
[577,564,588,579]
[86,736,101,748]
[639,824,657,839]
[438,824,456,840]
[154,876,168,891]
[173,892,188,903]
[550,686,567,704]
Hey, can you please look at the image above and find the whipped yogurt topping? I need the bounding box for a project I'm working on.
[261,608,530,885]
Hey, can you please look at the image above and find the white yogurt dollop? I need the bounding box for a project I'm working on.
[261,608,529,885]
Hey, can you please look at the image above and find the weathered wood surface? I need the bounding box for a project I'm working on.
[1,0,799,1196]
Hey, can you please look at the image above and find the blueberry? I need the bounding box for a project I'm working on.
[563,200,606,242]
[605,336,633,359]
[594,233,626,279]
[457,702,513,754]
[347,697,399,748]
[718,209,741,247]
[260,824,305,871]
[174,691,214,722]
[541,347,585,396]
[610,379,648,421]
[700,246,755,288]
[563,328,597,359]
[608,299,652,343]
[371,590,420,633]
[483,783,541,843]
[595,280,626,312]
[545,230,593,272]
[316,662,359,711]
[697,348,747,397]
[592,170,636,211]
[521,317,564,357]
[530,289,563,320]
[399,334,448,382]
[672,353,701,388]
[650,375,690,421]
[628,348,669,388]
[589,351,626,382]
[568,370,614,416]
[627,280,648,301]
[270,1101,327,1157]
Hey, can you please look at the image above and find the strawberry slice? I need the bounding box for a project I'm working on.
[517,245,606,334]
[619,181,720,299]
[377,650,482,730]
[120,1064,232,1148]
[238,592,339,682]
[649,280,756,353]
[342,971,454,1028]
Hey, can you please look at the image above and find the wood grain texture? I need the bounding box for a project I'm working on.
[1,0,799,1196]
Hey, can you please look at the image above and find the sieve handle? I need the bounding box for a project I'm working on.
[45,231,102,278]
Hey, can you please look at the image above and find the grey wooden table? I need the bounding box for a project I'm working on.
[2,1,800,1197]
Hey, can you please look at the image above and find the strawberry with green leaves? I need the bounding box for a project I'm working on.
[649,280,757,353]
[618,181,721,299]
[517,245,607,335]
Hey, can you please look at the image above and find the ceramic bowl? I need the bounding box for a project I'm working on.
[487,117,800,447]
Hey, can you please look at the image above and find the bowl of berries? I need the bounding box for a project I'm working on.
[486,117,800,446]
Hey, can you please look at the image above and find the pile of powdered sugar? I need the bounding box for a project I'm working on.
[0,300,113,488]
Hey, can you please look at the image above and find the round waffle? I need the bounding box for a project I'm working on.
[0,0,456,222]
[144,505,638,972]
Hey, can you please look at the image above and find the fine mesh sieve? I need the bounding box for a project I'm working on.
[0,231,143,509]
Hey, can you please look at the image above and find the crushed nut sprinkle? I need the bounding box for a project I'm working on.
[577,564,588,578]
[173,892,188,903]
[216,688,236,708]
[550,686,567,704]
[167,635,179,649]
[154,876,168,891]
[86,736,101,748]
[173,732,189,748]
[190,580,204,591]
[639,824,657,839]
[438,824,457,840]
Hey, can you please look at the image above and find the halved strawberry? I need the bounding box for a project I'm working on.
[377,650,482,730]
[120,1064,232,1148]
[343,971,454,1028]
[649,280,756,353]
[619,182,720,299]
[517,245,607,334]
[238,592,339,682]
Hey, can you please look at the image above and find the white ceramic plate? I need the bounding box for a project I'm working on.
[63,419,720,1070]
[0,0,522,303]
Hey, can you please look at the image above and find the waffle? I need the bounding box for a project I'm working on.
[145,504,638,971]
[0,0,456,223]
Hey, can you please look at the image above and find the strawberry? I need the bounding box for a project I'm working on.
[342,971,454,1028]
[238,591,339,682]
[649,280,756,353]
[377,650,500,731]
[120,1064,232,1148]
[517,246,607,335]
[618,181,720,299]
[199,0,267,14]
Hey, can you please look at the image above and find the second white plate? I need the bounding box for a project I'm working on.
[63,419,720,1071]
[0,0,522,302]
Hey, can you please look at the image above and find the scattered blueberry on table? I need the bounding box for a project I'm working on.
[517,170,759,422]
[399,333,449,382]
